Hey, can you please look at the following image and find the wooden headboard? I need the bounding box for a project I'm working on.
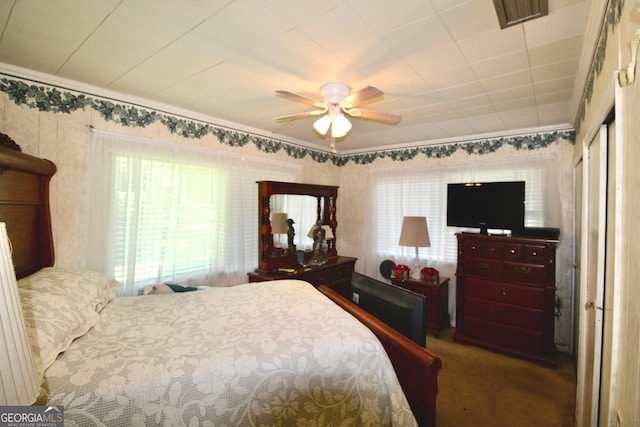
[0,133,57,279]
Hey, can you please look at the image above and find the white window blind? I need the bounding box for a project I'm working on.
[365,155,561,277]
[86,131,300,296]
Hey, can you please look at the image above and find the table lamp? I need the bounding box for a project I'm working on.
[307,222,334,264]
[398,216,431,280]
[271,213,289,255]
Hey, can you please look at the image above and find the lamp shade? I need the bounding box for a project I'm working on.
[307,224,335,240]
[331,114,352,138]
[313,115,332,135]
[271,213,289,234]
[0,222,39,405]
[398,216,431,248]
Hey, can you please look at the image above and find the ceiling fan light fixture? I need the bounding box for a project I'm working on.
[331,114,352,138]
[320,82,351,104]
[313,115,332,135]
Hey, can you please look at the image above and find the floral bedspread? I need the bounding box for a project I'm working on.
[44,280,417,426]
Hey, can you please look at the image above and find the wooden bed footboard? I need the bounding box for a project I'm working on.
[318,285,442,427]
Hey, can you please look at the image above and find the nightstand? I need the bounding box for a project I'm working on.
[391,276,450,338]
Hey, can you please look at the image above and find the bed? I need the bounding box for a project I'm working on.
[0,133,441,426]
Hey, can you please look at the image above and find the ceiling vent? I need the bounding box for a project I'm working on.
[493,0,548,29]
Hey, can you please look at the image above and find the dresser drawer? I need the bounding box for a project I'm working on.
[463,316,544,355]
[464,257,503,278]
[504,243,549,261]
[463,239,503,258]
[503,262,546,285]
[465,277,545,309]
[464,296,544,330]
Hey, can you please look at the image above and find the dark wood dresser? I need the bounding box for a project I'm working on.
[453,233,558,366]
[248,256,357,298]
[390,277,450,338]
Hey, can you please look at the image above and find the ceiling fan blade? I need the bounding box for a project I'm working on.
[275,109,326,121]
[343,85,384,108]
[346,108,401,124]
[276,90,325,108]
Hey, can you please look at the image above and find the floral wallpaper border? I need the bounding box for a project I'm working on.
[574,0,623,134]
[0,75,575,167]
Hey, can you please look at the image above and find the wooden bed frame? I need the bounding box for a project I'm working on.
[0,134,56,280]
[319,286,442,427]
[0,132,442,427]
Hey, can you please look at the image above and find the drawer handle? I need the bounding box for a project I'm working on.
[510,249,516,254]
[490,247,496,252]
[471,245,477,250]
[531,251,538,256]
[494,287,509,296]
[516,266,532,275]
[476,262,490,270]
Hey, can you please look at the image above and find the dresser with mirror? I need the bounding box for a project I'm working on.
[247,181,356,297]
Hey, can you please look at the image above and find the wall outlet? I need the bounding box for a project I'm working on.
[352,292,359,304]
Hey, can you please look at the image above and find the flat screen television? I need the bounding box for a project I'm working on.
[447,181,525,235]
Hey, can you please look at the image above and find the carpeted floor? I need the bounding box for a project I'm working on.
[426,328,576,427]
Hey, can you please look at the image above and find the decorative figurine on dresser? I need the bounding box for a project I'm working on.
[286,218,296,254]
[248,181,356,298]
[453,232,559,366]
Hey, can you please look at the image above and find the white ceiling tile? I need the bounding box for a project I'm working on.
[332,35,399,73]
[498,106,540,128]
[421,64,477,90]
[537,101,572,125]
[435,117,476,138]
[524,1,591,48]
[471,50,530,80]
[436,79,485,101]
[405,42,467,75]
[0,0,120,74]
[493,97,537,112]
[457,26,526,64]
[480,70,533,92]
[431,0,475,13]
[534,76,575,95]
[487,85,535,103]
[528,35,584,67]
[438,0,499,41]
[346,0,436,35]
[531,57,579,82]
[537,89,574,104]
[295,4,378,52]
[466,112,507,134]
[380,15,452,60]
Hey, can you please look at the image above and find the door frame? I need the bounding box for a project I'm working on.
[574,73,621,426]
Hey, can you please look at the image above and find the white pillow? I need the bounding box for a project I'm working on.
[18,267,120,313]
[19,287,100,382]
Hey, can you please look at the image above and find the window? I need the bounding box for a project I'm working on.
[366,155,561,276]
[86,131,300,296]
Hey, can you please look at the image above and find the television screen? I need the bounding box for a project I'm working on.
[447,181,525,234]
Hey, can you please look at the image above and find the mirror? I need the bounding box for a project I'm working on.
[257,181,338,272]
[270,194,321,253]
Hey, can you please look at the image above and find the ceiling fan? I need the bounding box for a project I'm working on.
[275,82,401,150]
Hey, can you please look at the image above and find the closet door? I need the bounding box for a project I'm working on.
[576,124,607,427]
